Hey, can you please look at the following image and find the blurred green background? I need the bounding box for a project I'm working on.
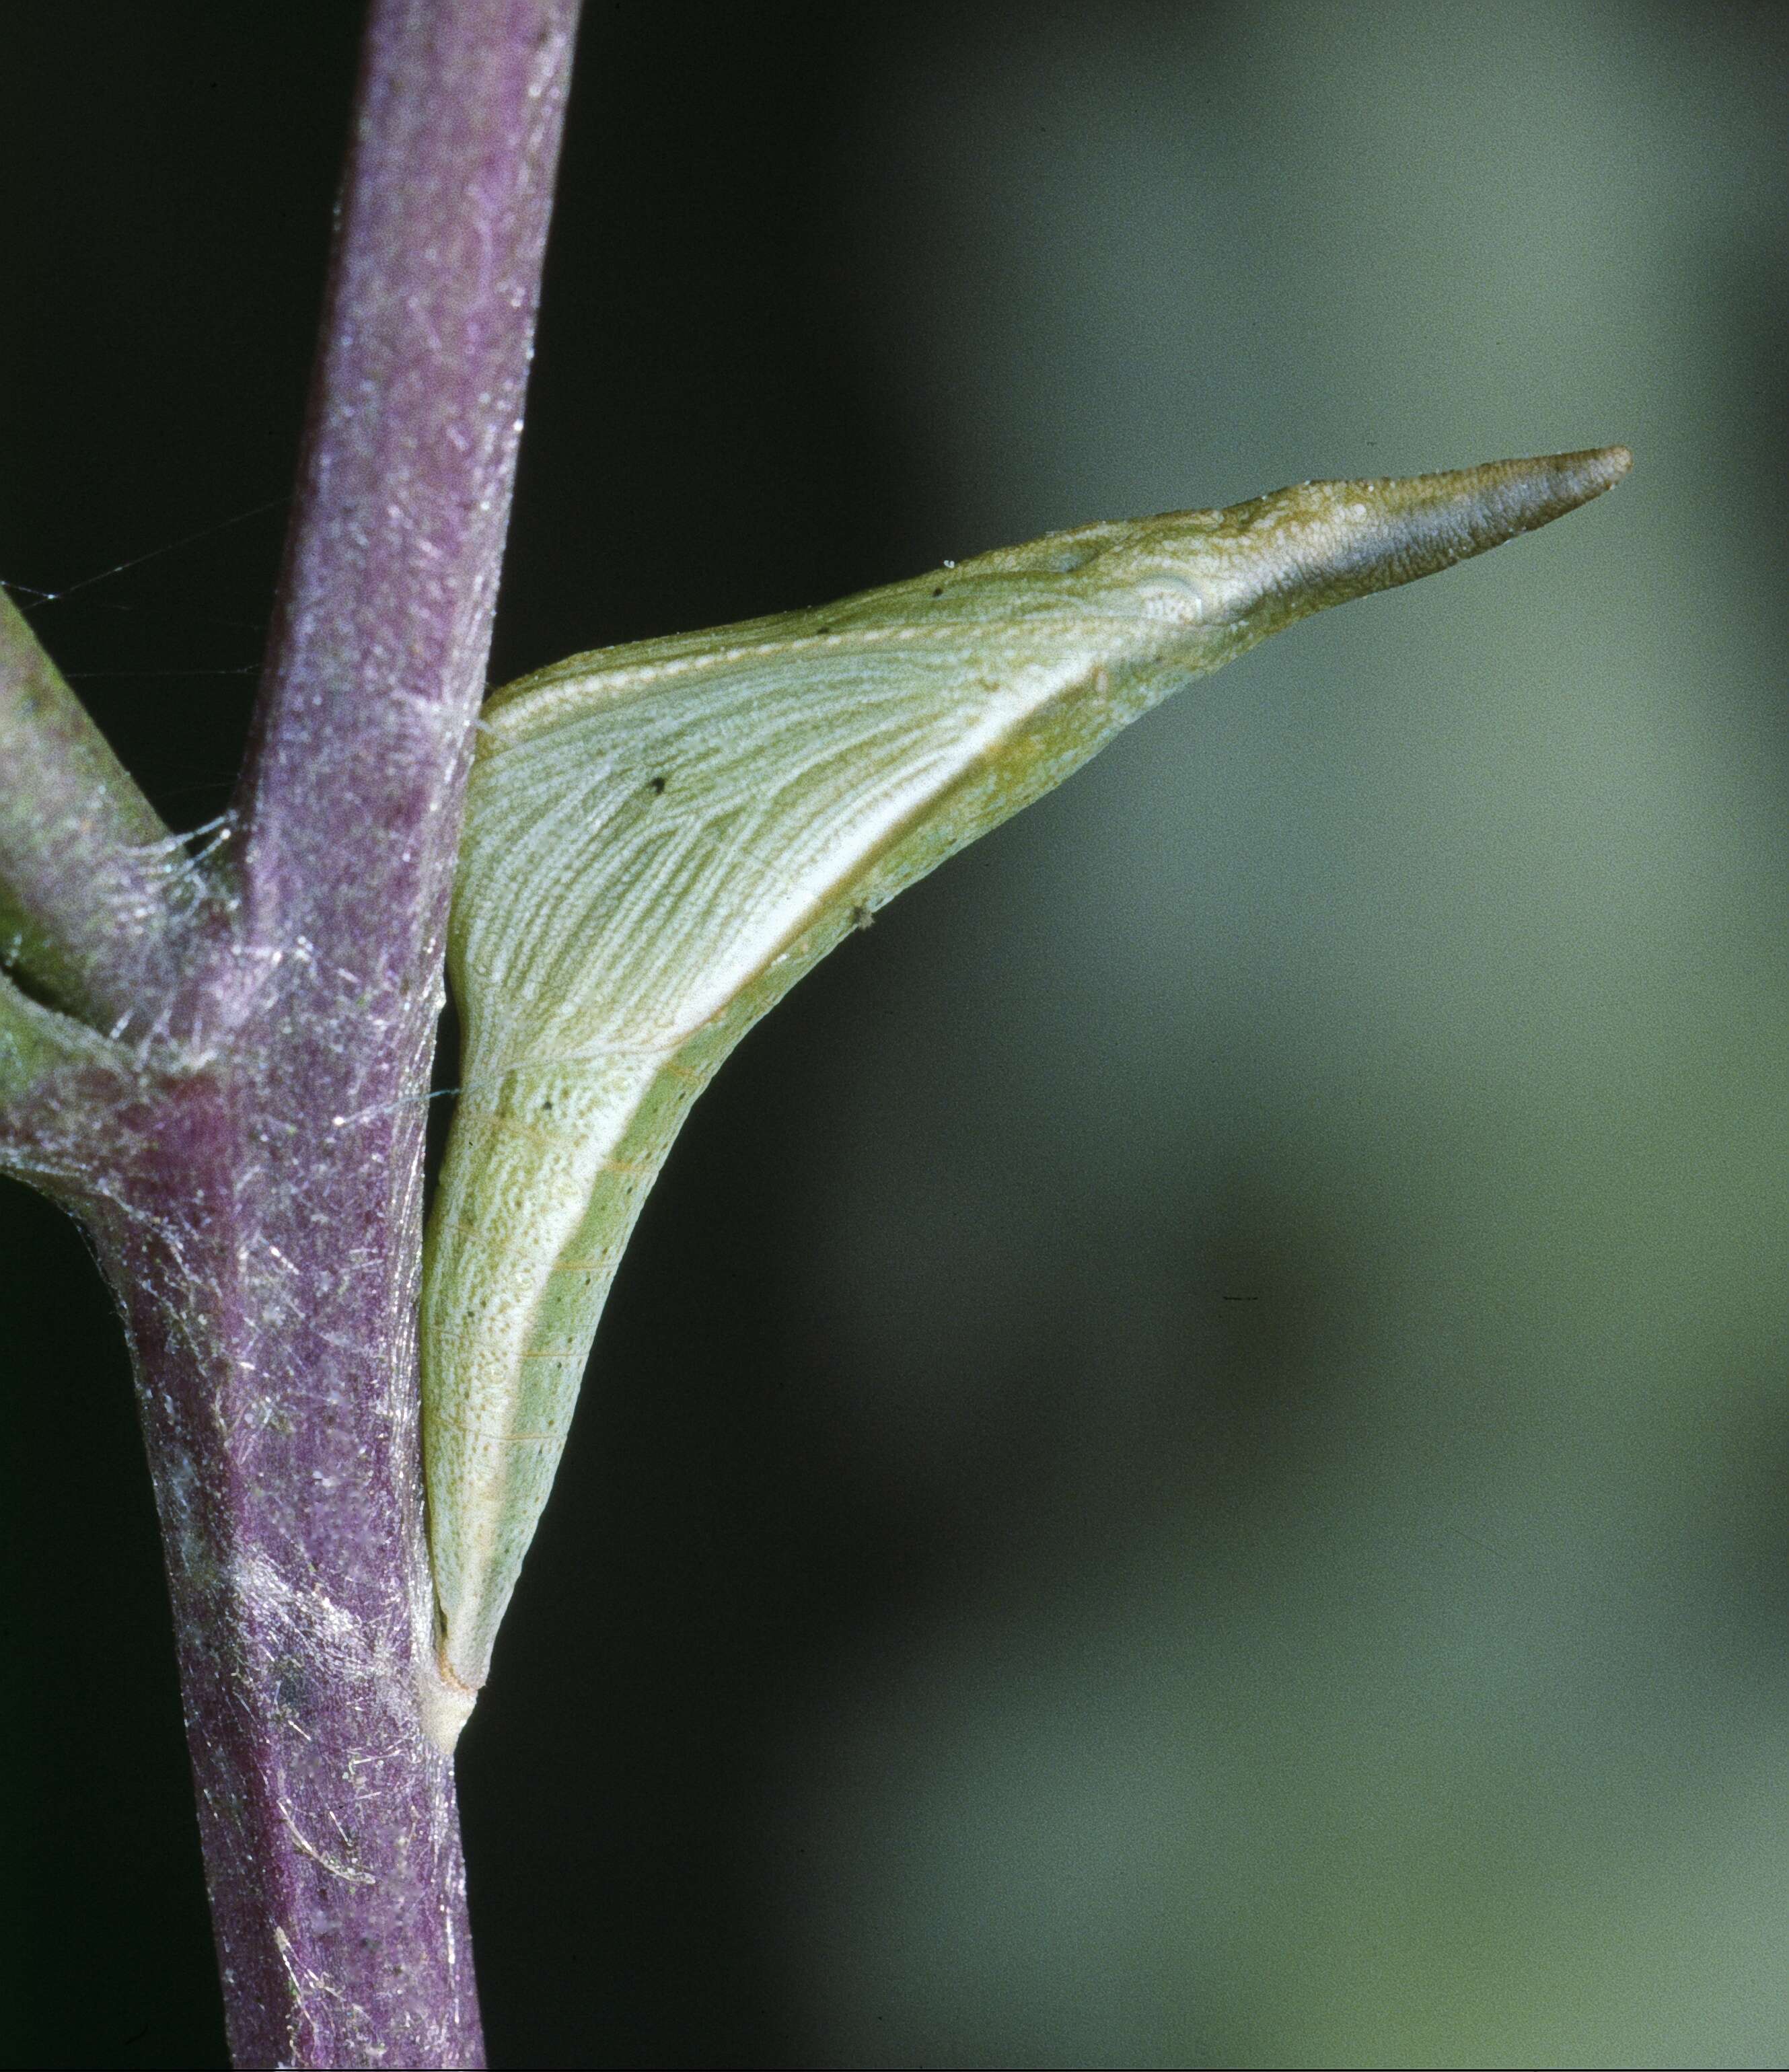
[3,2,1787,2065]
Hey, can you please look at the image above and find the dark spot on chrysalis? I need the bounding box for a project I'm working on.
[930,587,944,598]
[851,903,874,932]
[648,775,667,795]
[818,624,836,634]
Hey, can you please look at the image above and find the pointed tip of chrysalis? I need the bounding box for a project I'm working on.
[1373,441,1632,577]
[1212,445,1633,632]
[1422,443,1633,537]
[1568,443,1634,492]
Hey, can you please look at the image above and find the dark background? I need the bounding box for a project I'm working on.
[5,4,1789,2066]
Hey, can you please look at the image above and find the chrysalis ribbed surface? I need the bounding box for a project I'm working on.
[416,448,1630,1750]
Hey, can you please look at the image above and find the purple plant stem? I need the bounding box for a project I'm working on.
[42,1,582,2063]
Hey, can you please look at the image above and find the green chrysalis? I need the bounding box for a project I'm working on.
[416,448,1630,1748]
